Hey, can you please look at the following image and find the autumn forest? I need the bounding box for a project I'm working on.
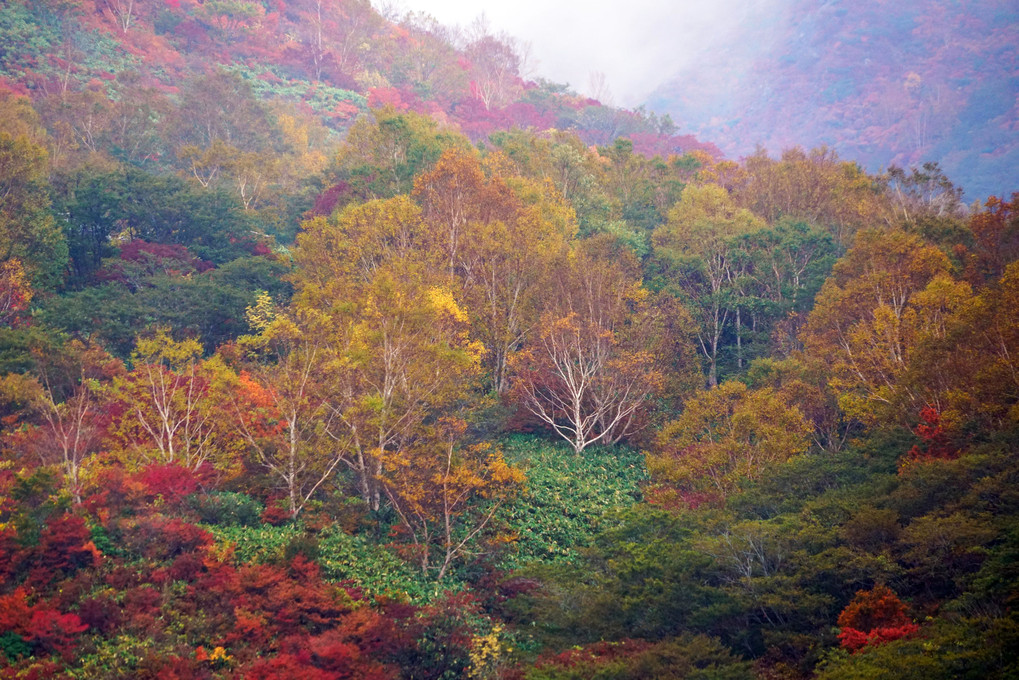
[0,1,1017,678]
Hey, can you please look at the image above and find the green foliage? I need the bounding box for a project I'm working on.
[0,631,31,662]
[39,255,291,356]
[207,522,436,600]
[223,63,366,128]
[188,491,264,527]
[524,635,753,680]
[495,436,646,567]
[316,526,436,601]
[206,523,303,564]
[815,614,1019,680]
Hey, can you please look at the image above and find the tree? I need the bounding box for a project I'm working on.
[648,380,812,500]
[293,201,488,510]
[653,183,765,386]
[885,162,965,230]
[510,238,666,452]
[283,0,380,81]
[463,20,523,110]
[221,301,341,518]
[837,585,918,652]
[456,175,575,393]
[100,0,136,33]
[0,260,32,328]
[333,107,470,202]
[382,417,523,580]
[733,220,840,360]
[0,91,68,290]
[801,228,962,426]
[734,147,889,245]
[23,341,117,504]
[107,329,232,472]
[967,193,1019,285]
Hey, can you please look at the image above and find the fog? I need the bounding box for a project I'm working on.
[387,0,784,107]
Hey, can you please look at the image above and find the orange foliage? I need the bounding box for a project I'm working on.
[837,584,919,652]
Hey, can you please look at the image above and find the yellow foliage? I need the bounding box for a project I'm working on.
[468,623,506,680]
[427,286,469,324]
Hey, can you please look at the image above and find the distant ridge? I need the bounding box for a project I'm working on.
[647,0,1019,200]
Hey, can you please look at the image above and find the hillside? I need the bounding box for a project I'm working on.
[646,0,1019,201]
[0,0,716,159]
[1,1,1018,679]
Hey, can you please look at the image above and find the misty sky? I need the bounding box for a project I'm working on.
[389,0,782,107]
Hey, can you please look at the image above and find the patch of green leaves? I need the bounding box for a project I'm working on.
[496,435,646,568]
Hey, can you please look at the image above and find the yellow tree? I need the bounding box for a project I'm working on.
[0,259,31,328]
[510,238,667,452]
[107,329,233,472]
[221,301,343,518]
[734,147,890,245]
[648,381,812,499]
[456,173,576,393]
[325,266,486,511]
[293,199,487,510]
[653,183,766,386]
[0,91,67,289]
[801,228,965,426]
[382,417,524,580]
[4,341,120,503]
[899,261,1019,431]
[412,146,519,276]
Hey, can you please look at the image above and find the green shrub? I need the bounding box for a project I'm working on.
[188,492,264,527]
[206,524,302,563]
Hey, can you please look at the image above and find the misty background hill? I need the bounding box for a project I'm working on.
[645,0,1019,201]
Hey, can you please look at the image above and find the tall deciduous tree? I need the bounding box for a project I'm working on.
[801,228,962,426]
[0,92,68,290]
[456,175,575,393]
[293,198,487,510]
[107,330,232,472]
[20,341,118,503]
[222,298,341,518]
[0,259,32,328]
[511,238,666,452]
[733,147,889,245]
[382,417,523,580]
[653,183,765,386]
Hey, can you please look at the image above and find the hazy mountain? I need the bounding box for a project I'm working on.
[647,0,1019,200]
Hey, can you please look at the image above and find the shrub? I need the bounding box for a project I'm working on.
[188,491,264,527]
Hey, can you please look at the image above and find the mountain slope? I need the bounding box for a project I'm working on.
[647,0,1019,200]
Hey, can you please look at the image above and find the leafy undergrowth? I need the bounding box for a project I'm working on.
[496,435,646,568]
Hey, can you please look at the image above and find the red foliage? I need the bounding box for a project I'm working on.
[135,463,209,504]
[76,593,122,634]
[968,193,1019,283]
[643,483,721,511]
[26,608,88,659]
[113,240,214,277]
[0,589,88,660]
[243,653,340,680]
[0,588,34,635]
[368,87,409,111]
[28,515,99,588]
[0,527,25,587]
[261,502,292,526]
[310,182,352,217]
[121,516,213,561]
[534,639,654,672]
[902,406,958,469]
[837,584,919,652]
